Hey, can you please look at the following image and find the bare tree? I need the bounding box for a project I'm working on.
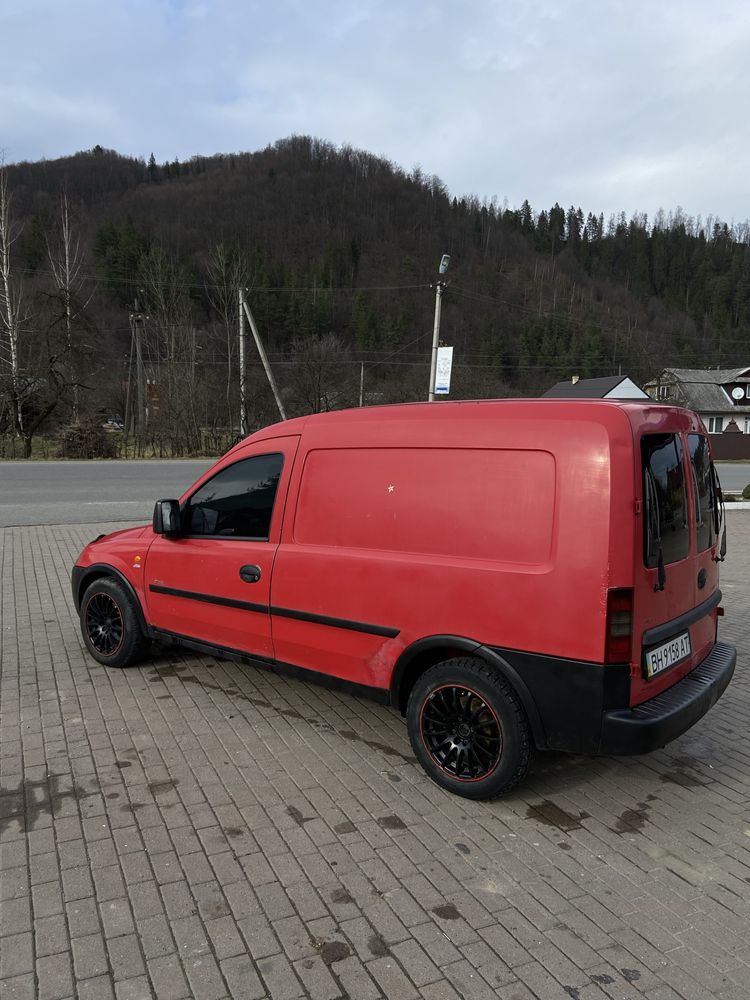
[287,333,353,414]
[0,162,27,433]
[16,334,68,459]
[46,188,91,422]
[140,243,201,453]
[205,242,248,429]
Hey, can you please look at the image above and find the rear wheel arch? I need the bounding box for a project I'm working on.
[391,636,547,749]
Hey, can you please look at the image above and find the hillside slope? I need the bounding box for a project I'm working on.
[2,137,748,451]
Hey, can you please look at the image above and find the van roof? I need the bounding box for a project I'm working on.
[241,397,699,446]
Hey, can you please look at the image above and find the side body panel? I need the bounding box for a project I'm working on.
[269,403,633,689]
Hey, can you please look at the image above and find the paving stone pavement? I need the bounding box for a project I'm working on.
[0,514,748,1000]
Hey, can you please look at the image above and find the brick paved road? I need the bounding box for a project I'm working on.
[1,516,748,1000]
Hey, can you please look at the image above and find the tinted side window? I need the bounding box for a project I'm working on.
[642,434,689,567]
[186,454,283,539]
[688,433,716,552]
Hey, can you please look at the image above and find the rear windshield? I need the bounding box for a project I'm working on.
[688,433,717,552]
[642,434,689,567]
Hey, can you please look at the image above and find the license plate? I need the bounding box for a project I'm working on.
[644,631,692,678]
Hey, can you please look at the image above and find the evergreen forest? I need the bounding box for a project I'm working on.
[1,136,748,456]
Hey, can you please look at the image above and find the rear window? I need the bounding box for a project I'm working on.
[642,434,689,567]
[688,433,717,552]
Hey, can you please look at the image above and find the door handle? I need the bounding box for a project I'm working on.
[239,564,262,584]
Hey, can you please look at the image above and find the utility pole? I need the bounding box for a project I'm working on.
[130,297,146,438]
[428,254,451,401]
[240,290,287,422]
[238,289,247,436]
[123,341,134,440]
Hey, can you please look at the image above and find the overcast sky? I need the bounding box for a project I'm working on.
[2,0,748,224]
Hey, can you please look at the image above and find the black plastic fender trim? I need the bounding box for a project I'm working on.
[390,635,548,750]
[72,563,148,634]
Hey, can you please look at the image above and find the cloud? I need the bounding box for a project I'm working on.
[1,0,748,221]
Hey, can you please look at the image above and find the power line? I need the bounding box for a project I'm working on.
[12,261,432,296]
[9,260,750,356]
[447,283,750,351]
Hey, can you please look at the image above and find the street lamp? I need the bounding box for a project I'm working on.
[428,254,450,401]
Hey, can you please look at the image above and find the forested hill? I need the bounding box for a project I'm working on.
[2,136,749,451]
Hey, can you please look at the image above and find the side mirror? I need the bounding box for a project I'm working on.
[153,499,181,537]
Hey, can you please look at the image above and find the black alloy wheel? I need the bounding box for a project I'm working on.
[420,684,502,780]
[406,656,531,799]
[79,577,149,668]
[84,592,124,656]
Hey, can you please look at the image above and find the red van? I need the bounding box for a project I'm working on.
[71,400,736,798]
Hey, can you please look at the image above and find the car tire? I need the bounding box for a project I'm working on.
[80,577,149,668]
[406,657,531,799]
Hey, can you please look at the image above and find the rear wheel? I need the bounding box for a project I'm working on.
[406,657,530,799]
[80,577,149,668]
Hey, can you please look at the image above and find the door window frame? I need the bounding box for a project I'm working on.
[180,452,285,542]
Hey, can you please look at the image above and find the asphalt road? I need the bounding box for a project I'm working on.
[0,458,748,527]
[716,461,750,493]
[0,459,213,527]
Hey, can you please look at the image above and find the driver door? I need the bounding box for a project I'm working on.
[145,437,299,659]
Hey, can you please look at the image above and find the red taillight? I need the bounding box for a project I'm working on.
[606,588,633,663]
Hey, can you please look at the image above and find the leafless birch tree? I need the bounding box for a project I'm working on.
[0,163,27,433]
[46,188,89,422]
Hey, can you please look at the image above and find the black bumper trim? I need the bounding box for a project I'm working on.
[601,642,736,755]
[147,584,399,638]
[149,583,268,616]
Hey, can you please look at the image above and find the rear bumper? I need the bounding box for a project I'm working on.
[601,642,736,755]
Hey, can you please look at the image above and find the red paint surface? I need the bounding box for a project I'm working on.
[73,399,725,712]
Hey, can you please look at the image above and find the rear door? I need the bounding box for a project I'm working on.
[632,429,719,706]
[686,431,720,658]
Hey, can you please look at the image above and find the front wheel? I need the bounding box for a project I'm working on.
[80,577,149,668]
[406,657,531,799]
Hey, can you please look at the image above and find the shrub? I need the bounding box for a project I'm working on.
[742,483,750,501]
[58,418,117,459]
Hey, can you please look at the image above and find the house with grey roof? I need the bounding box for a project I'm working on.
[643,367,750,458]
[542,375,649,399]
[643,368,750,433]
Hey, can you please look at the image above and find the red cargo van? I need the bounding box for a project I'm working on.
[71,400,736,798]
